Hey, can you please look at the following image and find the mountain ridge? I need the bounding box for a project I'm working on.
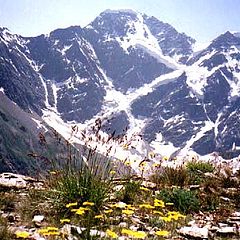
[0,9,240,173]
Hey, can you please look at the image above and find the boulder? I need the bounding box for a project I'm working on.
[0,173,43,189]
[178,226,208,239]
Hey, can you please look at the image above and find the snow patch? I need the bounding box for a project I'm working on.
[0,87,5,93]
[181,121,214,153]
[60,44,72,55]
[112,12,180,69]
[103,9,138,15]
[150,132,179,157]
[193,42,210,52]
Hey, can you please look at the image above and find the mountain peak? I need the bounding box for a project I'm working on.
[0,27,9,32]
[0,27,12,38]
[49,25,82,40]
[209,31,240,49]
[102,9,139,15]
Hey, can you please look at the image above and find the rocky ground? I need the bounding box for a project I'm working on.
[0,160,240,240]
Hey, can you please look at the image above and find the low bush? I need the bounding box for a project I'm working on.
[0,216,14,240]
[186,161,214,173]
[150,166,189,187]
[186,160,214,184]
[157,188,200,214]
[47,149,113,215]
[115,180,141,204]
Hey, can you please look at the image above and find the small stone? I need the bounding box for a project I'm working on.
[119,222,128,228]
[227,220,240,227]
[189,185,200,190]
[217,226,237,236]
[129,225,139,231]
[141,181,156,189]
[220,196,231,202]
[187,220,196,226]
[178,226,208,239]
[113,185,124,191]
[90,229,105,237]
[230,216,240,221]
[118,236,127,240]
[32,215,44,223]
[218,223,228,228]
[232,212,240,217]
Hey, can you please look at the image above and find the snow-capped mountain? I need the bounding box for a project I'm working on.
[0,10,240,172]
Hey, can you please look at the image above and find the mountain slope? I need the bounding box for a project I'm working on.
[0,27,46,115]
[84,10,177,92]
[0,10,240,166]
[0,89,57,174]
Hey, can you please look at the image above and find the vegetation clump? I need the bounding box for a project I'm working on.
[1,124,240,239]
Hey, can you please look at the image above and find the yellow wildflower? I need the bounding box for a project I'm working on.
[121,229,147,239]
[38,229,49,234]
[60,218,71,224]
[155,230,169,236]
[43,231,60,236]
[139,204,154,209]
[167,211,185,220]
[154,199,165,208]
[140,186,150,191]
[122,144,129,150]
[148,151,155,158]
[70,208,78,212]
[139,162,147,167]
[153,210,163,215]
[126,204,136,210]
[75,209,85,215]
[160,216,172,222]
[15,231,30,239]
[106,229,118,238]
[104,209,113,214]
[110,170,116,175]
[122,209,134,215]
[47,227,59,231]
[66,202,78,208]
[79,207,90,211]
[38,227,60,236]
[94,214,104,219]
[166,202,174,206]
[125,161,131,166]
[82,201,94,206]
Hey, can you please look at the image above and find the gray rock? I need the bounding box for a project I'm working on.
[216,226,237,236]
[0,173,43,189]
[178,226,208,239]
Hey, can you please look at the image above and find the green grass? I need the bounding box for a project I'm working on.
[150,165,189,187]
[0,216,14,240]
[157,188,200,214]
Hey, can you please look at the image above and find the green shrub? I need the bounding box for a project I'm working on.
[186,161,214,184]
[219,167,239,188]
[186,161,214,173]
[115,180,141,204]
[150,166,189,187]
[0,192,15,212]
[0,216,14,240]
[201,180,220,210]
[47,149,113,215]
[157,188,200,214]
